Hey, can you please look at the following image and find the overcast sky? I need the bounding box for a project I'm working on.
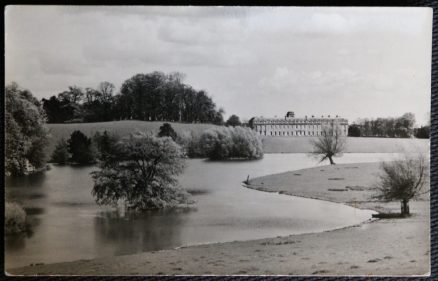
[5,6,432,125]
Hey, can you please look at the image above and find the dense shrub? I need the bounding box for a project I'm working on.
[92,132,192,210]
[68,130,97,164]
[5,202,27,235]
[158,123,178,141]
[93,131,120,161]
[199,127,263,160]
[176,131,205,158]
[51,138,70,164]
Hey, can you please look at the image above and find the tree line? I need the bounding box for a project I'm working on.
[347,113,428,138]
[42,71,225,125]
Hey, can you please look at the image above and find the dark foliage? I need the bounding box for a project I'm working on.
[415,126,430,139]
[68,130,96,164]
[226,114,241,127]
[347,124,361,137]
[158,123,178,141]
[51,139,70,164]
[41,72,224,125]
[92,131,120,162]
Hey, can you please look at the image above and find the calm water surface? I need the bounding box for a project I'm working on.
[5,153,398,268]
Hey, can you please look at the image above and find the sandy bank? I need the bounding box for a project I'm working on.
[7,162,430,276]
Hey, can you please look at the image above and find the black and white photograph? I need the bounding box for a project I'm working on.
[4,6,431,276]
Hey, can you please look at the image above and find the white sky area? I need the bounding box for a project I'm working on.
[5,6,432,125]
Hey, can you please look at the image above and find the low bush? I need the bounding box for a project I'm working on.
[199,127,263,160]
[51,138,70,164]
[5,202,27,235]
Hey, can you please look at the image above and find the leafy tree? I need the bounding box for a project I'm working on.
[374,153,429,216]
[355,113,416,138]
[213,108,225,125]
[118,72,224,123]
[91,132,191,210]
[199,127,263,160]
[51,139,70,164]
[226,114,241,127]
[92,131,120,161]
[415,126,430,139]
[310,122,346,165]
[348,124,361,137]
[68,130,96,164]
[5,82,49,176]
[158,123,178,141]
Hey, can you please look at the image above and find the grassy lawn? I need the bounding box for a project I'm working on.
[262,136,429,154]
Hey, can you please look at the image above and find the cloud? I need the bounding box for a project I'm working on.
[5,6,432,125]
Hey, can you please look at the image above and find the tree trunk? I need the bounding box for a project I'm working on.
[401,199,410,216]
[328,155,335,165]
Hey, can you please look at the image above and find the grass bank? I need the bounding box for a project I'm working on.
[262,136,429,154]
[8,162,430,276]
[46,121,219,155]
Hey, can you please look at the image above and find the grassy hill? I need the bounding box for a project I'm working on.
[46,121,429,156]
[46,120,220,155]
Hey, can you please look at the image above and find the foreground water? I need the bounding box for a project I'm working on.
[5,153,398,269]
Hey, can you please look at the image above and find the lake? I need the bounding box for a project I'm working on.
[5,153,398,269]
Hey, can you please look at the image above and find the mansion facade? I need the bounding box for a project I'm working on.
[249,111,348,137]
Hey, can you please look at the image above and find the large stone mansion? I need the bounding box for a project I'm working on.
[249,111,348,137]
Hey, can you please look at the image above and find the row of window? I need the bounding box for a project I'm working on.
[253,119,348,124]
[255,124,348,130]
[258,130,347,136]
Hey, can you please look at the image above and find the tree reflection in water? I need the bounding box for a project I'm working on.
[93,208,196,256]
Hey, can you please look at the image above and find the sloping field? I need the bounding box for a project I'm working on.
[46,120,219,155]
[262,136,429,154]
[46,121,429,156]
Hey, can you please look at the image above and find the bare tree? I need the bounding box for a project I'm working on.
[374,153,429,216]
[310,122,346,165]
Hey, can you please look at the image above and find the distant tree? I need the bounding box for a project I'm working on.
[158,123,178,141]
[354,113,416,138]
[415,126,430,139]
[68,130,96,164]
[118,72,223,124]
[91,132,191,210]
[310,122,346,165]
[374,153,429,216]
[93,131,120,161]
[213,108,225,125]
[42,96,66,123]
[348,124,361,137]
[226,114,241,127]
[51,139,70,164]
[5,82,49,176]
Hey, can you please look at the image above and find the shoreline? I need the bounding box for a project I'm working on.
[7,162,430,276]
